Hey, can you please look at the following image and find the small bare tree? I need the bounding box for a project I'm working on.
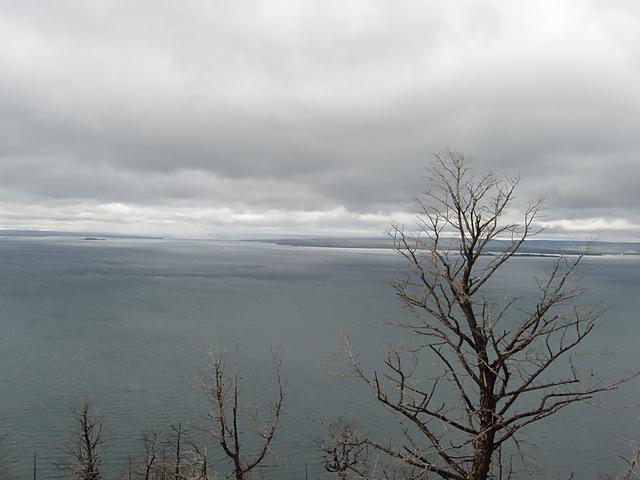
[0,423,10,480]
[137,430,160,480]
[184,442,209,480]
[60,400,104,480]
[166,424,188,479]
[202,349,284,480]
[619,447,640,480]
[324,150,632,480]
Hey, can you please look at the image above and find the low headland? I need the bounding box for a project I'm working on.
[254,237,640,256]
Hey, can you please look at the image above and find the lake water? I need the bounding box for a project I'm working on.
[0,237,639,479]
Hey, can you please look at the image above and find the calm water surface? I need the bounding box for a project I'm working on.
[0,237,639,479]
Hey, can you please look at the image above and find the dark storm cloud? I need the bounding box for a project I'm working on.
[0,0,639,237]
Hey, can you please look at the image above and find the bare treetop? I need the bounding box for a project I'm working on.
[407,150,543,294]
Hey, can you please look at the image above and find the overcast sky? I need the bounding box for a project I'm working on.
[0,0,639,239]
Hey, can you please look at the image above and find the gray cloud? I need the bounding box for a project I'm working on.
[0,0,639,238]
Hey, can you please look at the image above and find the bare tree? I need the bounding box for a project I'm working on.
[127,428,202,480]
[324,150,633,480]
[202,349,284,480]
[60,400,104,480]
[619,447,640,480]
[0,422,10,480]
[164,424,188,480]
[185,442,209,480]
[137,430,160,480]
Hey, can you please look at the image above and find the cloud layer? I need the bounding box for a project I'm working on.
[1,0,639,238]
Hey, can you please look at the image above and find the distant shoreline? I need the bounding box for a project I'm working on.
[2,231,639,256]
[251,237,640,256]
[0,229,163,240]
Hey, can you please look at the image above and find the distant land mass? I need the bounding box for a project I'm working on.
[254,237,640,256]
[0,229,163,240]
[2,230,638,256]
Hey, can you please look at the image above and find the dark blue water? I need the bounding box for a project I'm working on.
[0,237,638,479]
